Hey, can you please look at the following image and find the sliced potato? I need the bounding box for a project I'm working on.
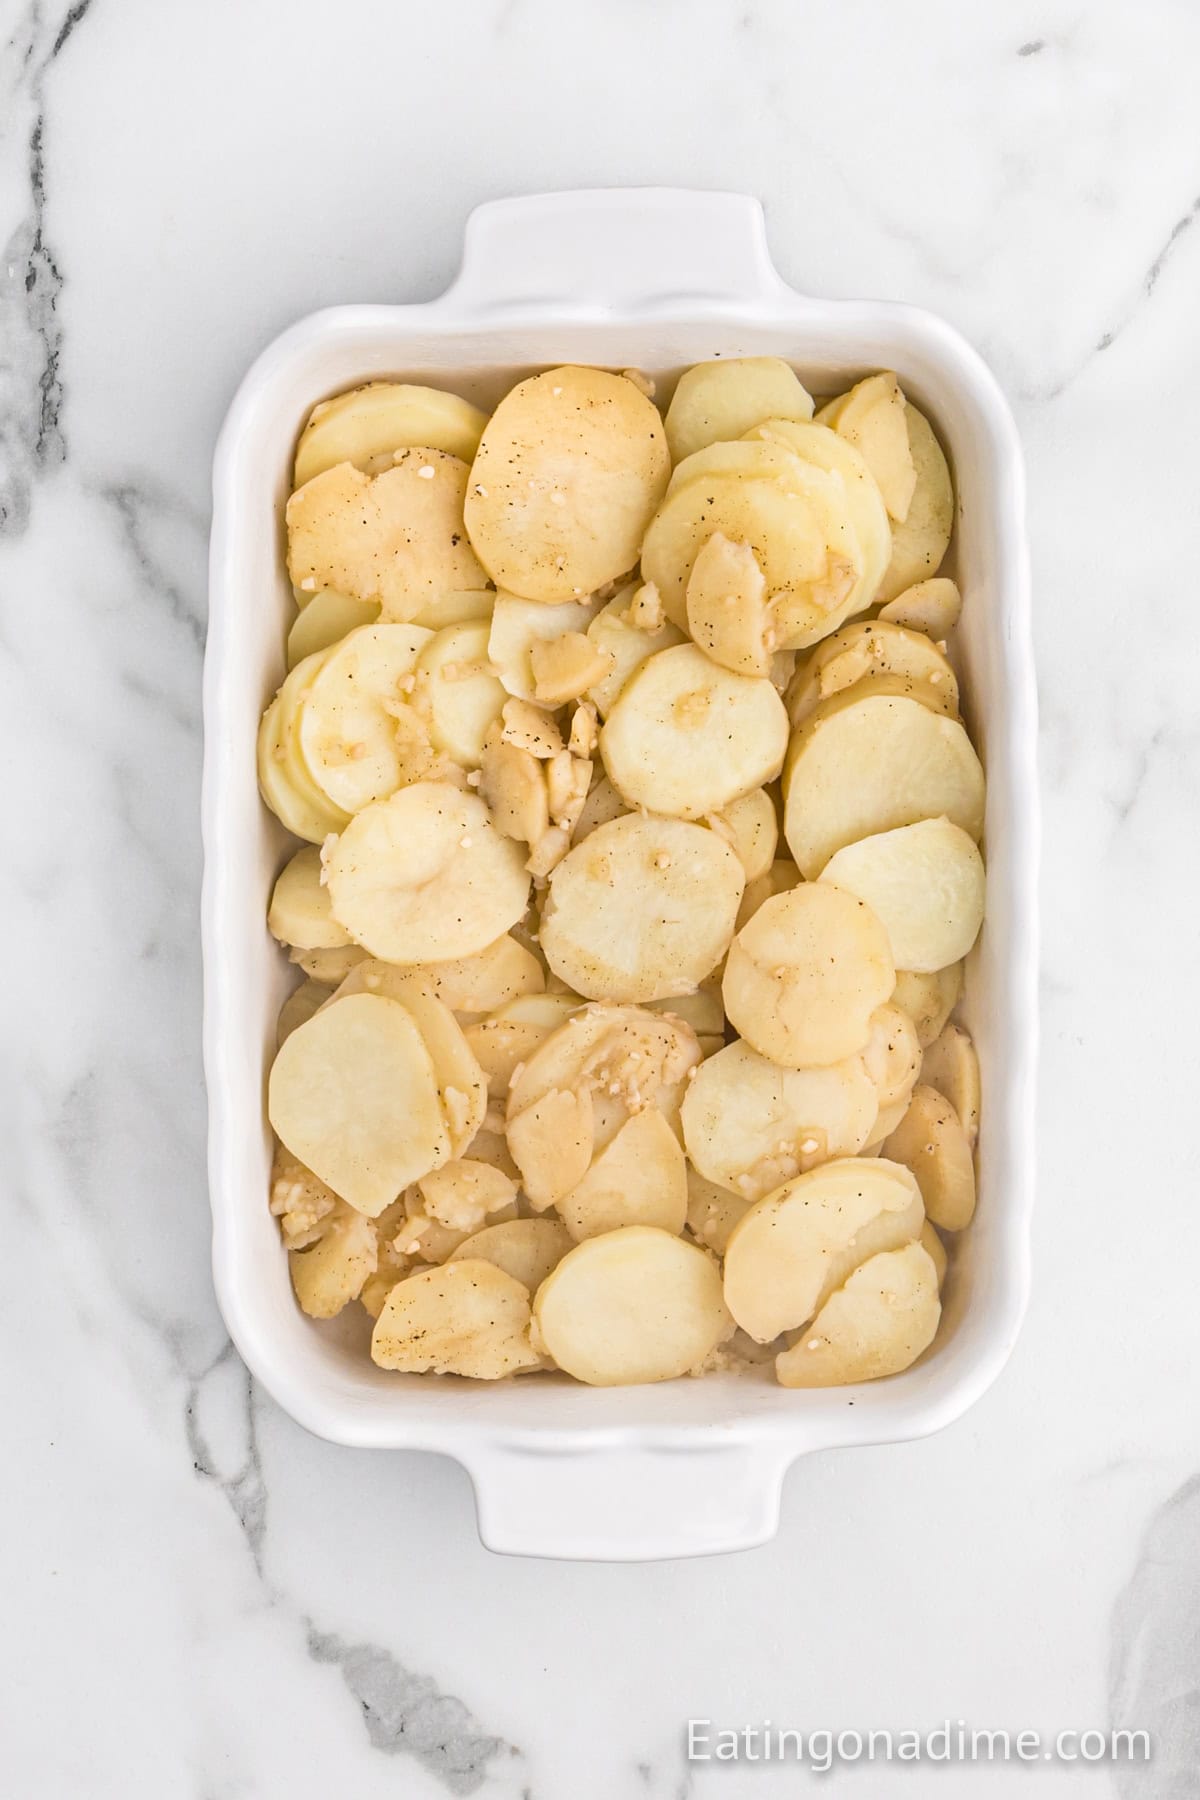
[540,814,744,1003]
[736,857,802,931]
[818,372,916,522]
[723,1156,924,1340]
[532,1227,731,1385]
[286,588,380,668]
[664,357,814,462]
[680,1040,878,1200]
[685,1165,751,1256]
[774,1242,940,1386]
[417,1157,517,1232]
[464,993,581,1097]
[820,817,985,974]
[268,846,352,951]
[877,576,962,637]
[411,621,506,768]
[276,977,332,1048]
[288,943,366,984]
[507,1085,595,1210]
[570,773,629,843]
[268,993,449,1215]
[584,588,686,716]
[447,1218,573,1292]
[412,933,544,1014]
[875,405,954,603]
[324,783,531,963]
[294,382,488,487]
[487,590,603,701]
[746,418,891,622]
[408,587,496,631]
[507,1004,701,1156]
[921,1022,981,1147]
[601,644,789,819]
[371,1259,540,1377]
[297,622,433,814]
[705,789,778,885]
[786,618,959,728]
[920,1218,949,1286]
[782,682,985,877]
[463,367,669,602]
[530,631,613,705]
[286,453,488,620]
[723,883,894,1067]
[289,1202,378,1318]
[257,653,351,843]
[891,962,963,1049]
[861,1003,923,1110]
[863,1097,910,1152]
[270,1144,338,1248]
[557,1107,687,1241]
[882,1083,976,1230]
[478,736,550,845]
[685,533,772,677]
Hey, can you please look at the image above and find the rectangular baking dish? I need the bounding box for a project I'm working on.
[203,188,1037,1560]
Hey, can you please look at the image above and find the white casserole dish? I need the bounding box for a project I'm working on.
[203,188,1037,1561]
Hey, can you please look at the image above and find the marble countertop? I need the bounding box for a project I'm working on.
[5,1,1199,1794]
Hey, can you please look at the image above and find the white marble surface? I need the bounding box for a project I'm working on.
[4,0,1200,1793]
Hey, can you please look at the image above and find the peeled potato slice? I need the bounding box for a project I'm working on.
[478,737,550,845]
[411,933,544,1014]
[570,773,629,843]
[818,373,916,522]
[736,857,802,931]
[775,1242,940,1386]
[286,588,380,669]
[921,1022,981,1147]
[289,943,366,984]
[685,533,772,677]
[707,788,778,881]
[371,1259,540,1378]
[685,1166,751,1255]
[723,884,894,1067]
[268,846,351,951]
[892,962,963,1049]
[783,683,985,878]
[417,1157,516,1232]
[447,1218,573,1292]
[584,590,685,716]
[664,357,814,462]
[407,588,495,632]
[530,631,613,706]
[413,621,506,767]
[723,1156,924,1340]
[276,977,331,1048]
[324,783,531,963]
[557,1107,687,1241]
[297,622,433,814]
[746,418,892,622]
[861,1003,923,1110]
[287,453,487,621]
[532,1227,731,1386]
[487,590,603,701]
[288,1201,378,1318]
[464,993,581,1097]
[294,382,488,488]
[920,1219,949,1286]
[601,644,789,819]
[507,1085,595,1210]
[786,618,959,728]
[540,814,744,1004]
[508,1004,701,1158]
[878,576,962,637]
[257,652,351,843]
[680,1040,878,1200]
[821,817,985,974]
[876,405,954,603]
[269,993,449,1215]
[463,367,669,602]
[882,1084,976,1230]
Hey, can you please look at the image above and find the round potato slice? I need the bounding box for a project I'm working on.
[371,1259,540,1378]
[745,418,891,621]
[786,618,959,728]
[861,1003,923,1110]
[540,814,745,1003]
[276,977,332,1048]
[447,1218,573,1292]
[601,644,789,820]
[288,1202,378,1318]
[269,993,450,1215]
[877,576,962,637]
[286,452,488,621]
[892,962,963,1049]
[685,1166,752,1255]
[289,943,366,984]
[685,532,772,677]
[723,883,894,1067]
[297,623,433,814]
[707,788,777,882]
[294,382,488,488]
[464,992,582,1097]
[820,817,985,974]
[723,1156,924,1341]
[774,1241,940,1386]
[488,590,603,701]
[782,683,986,878]
[268,845,352,951]
[408,587,496,632]
[257,651,352,843]
[463,367,670,602]
[533,1227,731,1385]
[919,1218,949,1286]
[286,588,381,669]
[324,783,531,964]
[664,356,814,462]
[413,621,507,767]
[680,1040,878,1201]
[571,773,629,843]
[411,932,545,1014]
[817,372,916,523]
[736,856,803,931]
[921,1022,981,1148]
[557,1107,688,1242]
[882,1084,976,1230]
[875,405,954,603]
[584,589,685,717]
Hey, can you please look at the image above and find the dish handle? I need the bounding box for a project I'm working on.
[461,1437,796,1561]
[444,187,789,316]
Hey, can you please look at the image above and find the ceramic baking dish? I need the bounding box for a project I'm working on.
[203,188,1037,1561]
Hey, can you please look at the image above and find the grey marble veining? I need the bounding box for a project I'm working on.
[3,1,1200,1794]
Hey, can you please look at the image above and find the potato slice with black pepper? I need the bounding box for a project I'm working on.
[774,1241,940,1386]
